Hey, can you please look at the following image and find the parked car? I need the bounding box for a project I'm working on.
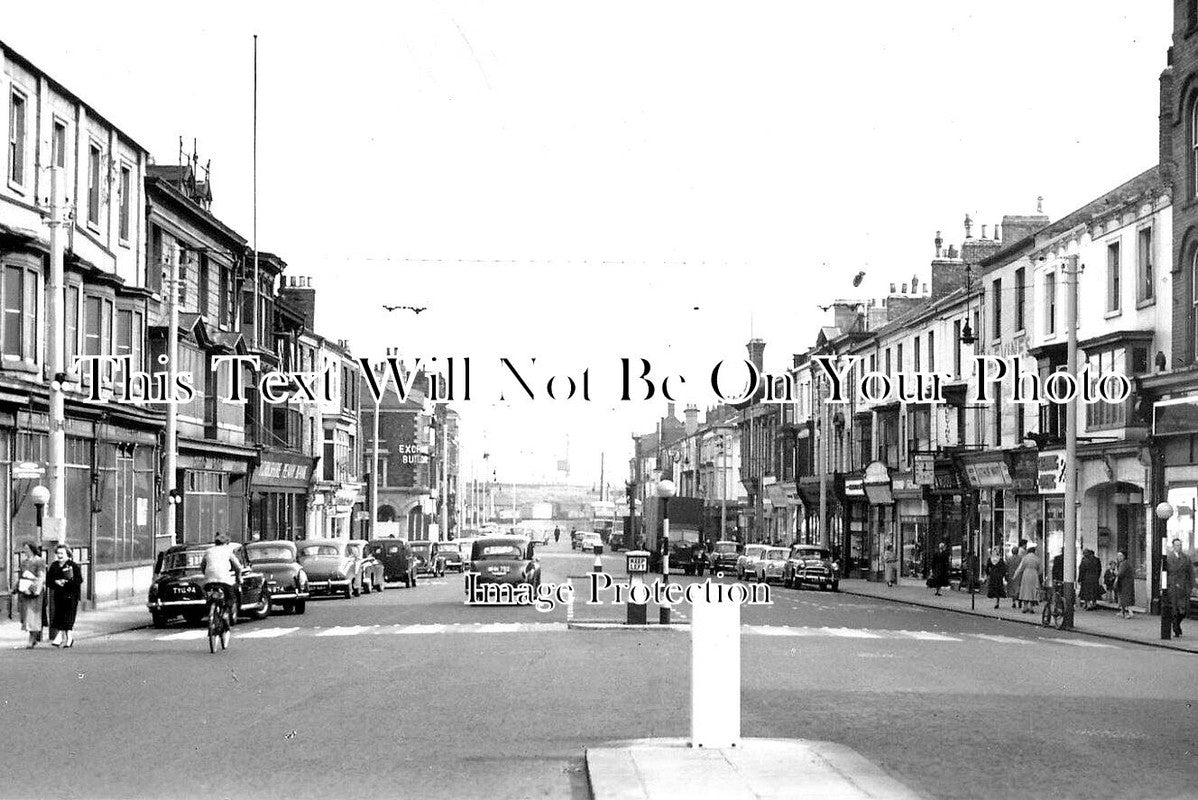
[346,540,386,593]
[735,544,771,580]
[408,540,443,577]
[464,536,541,602]
[707,540,742,575]
[579,532,603,553]
[370,539,418,587]
[147,543,271,628]
[783,544,840,591]
[245,540,310,614]
[433,541,465,573]
[754,547,789,584]
[297,539,359,598]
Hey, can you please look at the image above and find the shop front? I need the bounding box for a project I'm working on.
[960,452,1016,575]
[926,457,970,582]
[249,448,316,540]
[1078,445,1150,609]
[175,440,254,546]
[839,472,869,578]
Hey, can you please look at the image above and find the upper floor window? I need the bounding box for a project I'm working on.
[87,142,102,226]
[197,254,210,317]
[219,265,234,328]
[1137,226,1154,302]
[1014,267,1026,331]
[1107,241,1121,313]
[118,164,132,243]
[896,343,903,373]
[1045,272,1057,334]
[8,90,27,188]
[113,307,144,389]
[927,330,935,372]
[913,335,922,372]
[992,278,1002,337]
[2,263,38,362]
[51,120,67,170]
[953,320,962,378]
[65,284,80,371]
[1192,99,1198,199]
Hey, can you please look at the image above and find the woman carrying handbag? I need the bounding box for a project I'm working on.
[12,541,46,649]
[47,544,83,647]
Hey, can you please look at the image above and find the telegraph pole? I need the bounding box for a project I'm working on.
[817,369,827,548]
[165,244,181,544]
[1062,254,1079,630]
[720,434,728,541]
[47,167,67,542]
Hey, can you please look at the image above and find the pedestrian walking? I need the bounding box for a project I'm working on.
[927,541,950,597]
[883,544,898,587]
[1005,545,1022,609]
[11,541,46,648]
[47,545,83,648]
[983,546,1007,609]
[1078,548,1102,610]
[1165,539,1194,637]
[1114,551,1135,618]
[1011,544,1042,614]
[553,526,560,544]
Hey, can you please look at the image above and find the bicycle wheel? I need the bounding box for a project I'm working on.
[1051,597,1066,630]
[208,600,219,653]
[1041,598,1053,628]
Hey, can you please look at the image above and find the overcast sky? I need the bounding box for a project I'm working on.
[3,2,1171,486]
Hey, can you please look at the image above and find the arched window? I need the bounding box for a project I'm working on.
[1192,98,1198,199]
[1190,243,1198,364]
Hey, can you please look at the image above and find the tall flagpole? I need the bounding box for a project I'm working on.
[252,35,259,349]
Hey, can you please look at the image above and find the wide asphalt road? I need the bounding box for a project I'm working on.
[0,537,1191,799]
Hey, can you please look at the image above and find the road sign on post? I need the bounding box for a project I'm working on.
[13,462,45,480]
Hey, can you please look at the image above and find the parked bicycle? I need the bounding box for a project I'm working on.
[1040,579,1066,630]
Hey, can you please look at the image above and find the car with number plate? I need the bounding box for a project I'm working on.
[464,537,541,600]
[147,543,271,627]
[245,540,310,614]
[346,540,386,593]
[783,544,840,591]
[579,531,604,553]
[296,539,359,598]
[433,540,465,573]
[369,539,418,587]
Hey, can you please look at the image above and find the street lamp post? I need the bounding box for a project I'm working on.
[30,485,50,546]
[659,478,676,625]
[1156,501,1175,640]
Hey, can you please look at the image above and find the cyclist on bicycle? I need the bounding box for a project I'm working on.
[200,532,243,628]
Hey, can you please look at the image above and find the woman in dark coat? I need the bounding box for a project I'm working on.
[1077,548,1102,610]
[928,541,951,596]
[983,546,1007,609]
[46,544,83,647]
[1114,551,1135,618]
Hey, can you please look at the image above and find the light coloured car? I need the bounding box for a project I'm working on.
[735,544,771,580]
[579,532,604,553]
[754,547,789,584]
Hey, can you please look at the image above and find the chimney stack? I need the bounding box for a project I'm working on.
[746,338,766,373]
[683,405,700,436]
[279,275,317,330]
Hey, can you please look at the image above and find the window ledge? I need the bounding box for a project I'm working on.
[1135,297,1156,310]
[1104,309,1122,320]
[6,179,28,197]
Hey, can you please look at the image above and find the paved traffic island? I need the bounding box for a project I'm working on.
[585,738,922,800]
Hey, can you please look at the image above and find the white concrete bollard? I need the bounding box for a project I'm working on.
[593,554,603,573]
[690,593,740,748]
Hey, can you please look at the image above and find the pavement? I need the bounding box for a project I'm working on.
[1,596,149,647]
[837,578,1198,653]
[1,540,1194,799]
[585,738,922,800]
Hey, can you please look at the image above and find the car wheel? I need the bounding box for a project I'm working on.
[293,600,306,615]
[831,582,839,593]
[151,611,168,629]
[253,591,271,620]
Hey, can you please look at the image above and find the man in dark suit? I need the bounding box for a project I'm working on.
[1166,539,1195,637]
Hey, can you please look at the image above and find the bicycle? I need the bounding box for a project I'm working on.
[1040,580,1066,630]
[206,585,233,653]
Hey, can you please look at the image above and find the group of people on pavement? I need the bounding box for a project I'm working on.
[9,541,83,649]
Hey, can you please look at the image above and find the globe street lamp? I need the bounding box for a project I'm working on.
[30,484,50,546]
[1156,501,1175,640]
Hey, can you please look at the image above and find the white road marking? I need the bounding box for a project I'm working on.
[1041,637,1117,648]
[970,634,1031,645]
[821,627,882,639]
[893,630,962,641]
[387,624,448,634]
[155,629,209,641]
[315,625,377,637]
[239,627,300,639]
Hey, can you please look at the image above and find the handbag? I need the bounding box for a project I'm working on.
[16,570,37,597]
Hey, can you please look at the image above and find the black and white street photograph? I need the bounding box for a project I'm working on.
[0,3,1195,798]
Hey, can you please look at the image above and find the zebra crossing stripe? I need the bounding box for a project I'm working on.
[971,634,1031,645]
[156,629,209,641]
[1040,637,1117,648]
[239,627,300,639]
[894,630,962,641]
[315,625,376,637]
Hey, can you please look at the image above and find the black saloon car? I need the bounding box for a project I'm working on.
[245,540,310,614]
[433,541,464,573]
[707,540,742,575]
[783,544,840,591]
[147,543,271,628]
[370,539,418,587]
[464,537,541,603]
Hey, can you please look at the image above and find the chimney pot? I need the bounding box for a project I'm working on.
[901,283,908,293]
[981,224,988,239]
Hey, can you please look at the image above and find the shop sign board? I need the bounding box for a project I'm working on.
[963,461,1012,489]
[913,454,935,486]
[1037,450,1067,495]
